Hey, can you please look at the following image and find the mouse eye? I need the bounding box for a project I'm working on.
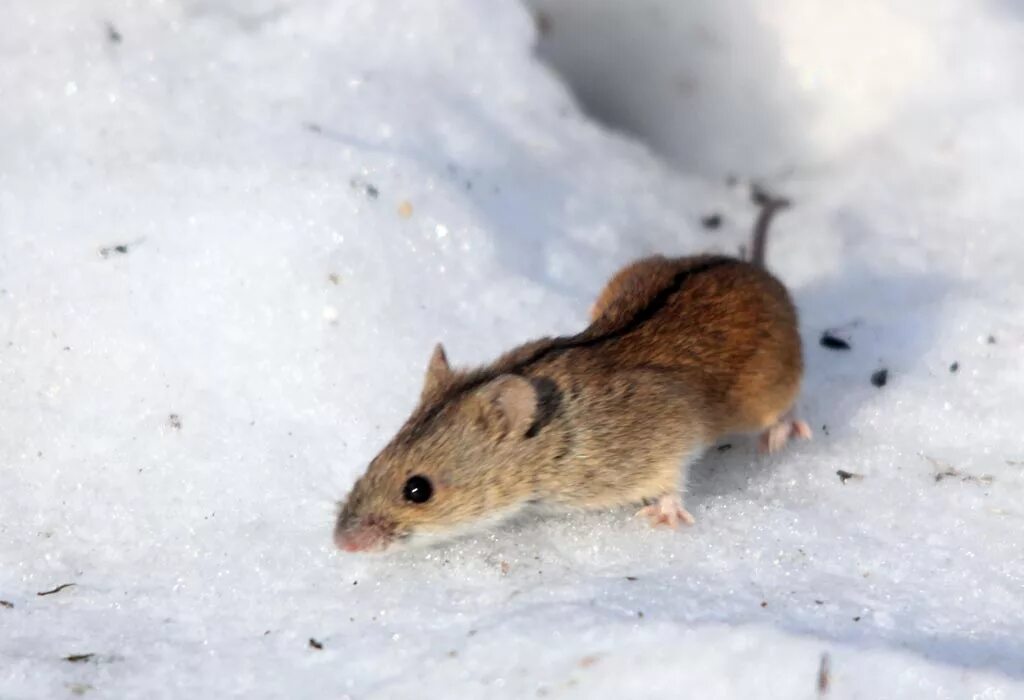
[402,475,433,504]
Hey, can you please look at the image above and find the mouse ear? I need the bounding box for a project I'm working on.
[421,343,452,400]
[473,375,537,439]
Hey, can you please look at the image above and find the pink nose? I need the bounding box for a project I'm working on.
[334,529,359,552]
[334,523,389,553]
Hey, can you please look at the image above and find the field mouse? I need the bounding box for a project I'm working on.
[335,198,810,552]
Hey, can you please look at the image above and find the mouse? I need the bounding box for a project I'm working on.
[334,195,810,552]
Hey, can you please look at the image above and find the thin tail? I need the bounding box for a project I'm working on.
[749,184,791,267]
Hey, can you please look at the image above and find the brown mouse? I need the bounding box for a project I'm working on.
[334,199,810,552]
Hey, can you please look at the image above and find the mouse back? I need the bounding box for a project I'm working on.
[589,254,802,435]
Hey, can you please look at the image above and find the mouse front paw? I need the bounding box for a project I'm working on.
[635,494,695,529]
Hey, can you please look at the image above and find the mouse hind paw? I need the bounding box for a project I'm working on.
[759,412,812,454]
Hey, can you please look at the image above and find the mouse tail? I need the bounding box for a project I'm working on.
[749,186,791,268]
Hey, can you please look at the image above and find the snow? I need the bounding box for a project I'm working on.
[2,0,1023,698]
[529,0,951,178]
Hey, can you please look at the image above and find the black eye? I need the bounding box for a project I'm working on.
[403,475,433,504]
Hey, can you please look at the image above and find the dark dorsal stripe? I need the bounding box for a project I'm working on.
[409,256,738,437]
[524,376,563,438]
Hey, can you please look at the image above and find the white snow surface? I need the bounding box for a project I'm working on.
[2,1,1023,698]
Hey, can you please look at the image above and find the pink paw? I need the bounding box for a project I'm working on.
[636,494,695,529]
[759,418,812,454]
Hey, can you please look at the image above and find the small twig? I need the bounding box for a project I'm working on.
[921,454,994,484]
[749,184,791,266]
[817,652,831,696]
[65,654,95,663]
[836,470,863,484]
[37,583,76,597]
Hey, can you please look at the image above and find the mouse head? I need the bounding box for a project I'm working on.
[334,344,552,553]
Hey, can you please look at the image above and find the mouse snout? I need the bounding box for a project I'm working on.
[334,514,395,553]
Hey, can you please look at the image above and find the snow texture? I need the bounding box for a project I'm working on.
[2,0,1023,698]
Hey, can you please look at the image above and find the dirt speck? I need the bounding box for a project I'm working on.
[534,9,553,36]
[99,243,132,258]
[350,177,379,199]
[820,331,851,351]
[105,22,122,44]
[870,369,888,387]
[700,213,722,230]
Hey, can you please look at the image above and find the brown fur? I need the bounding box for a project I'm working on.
[589,255,802,435]
[335,253,803,551]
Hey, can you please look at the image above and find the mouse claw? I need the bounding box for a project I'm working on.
[636,494,695,529]
[759,414,813,454]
